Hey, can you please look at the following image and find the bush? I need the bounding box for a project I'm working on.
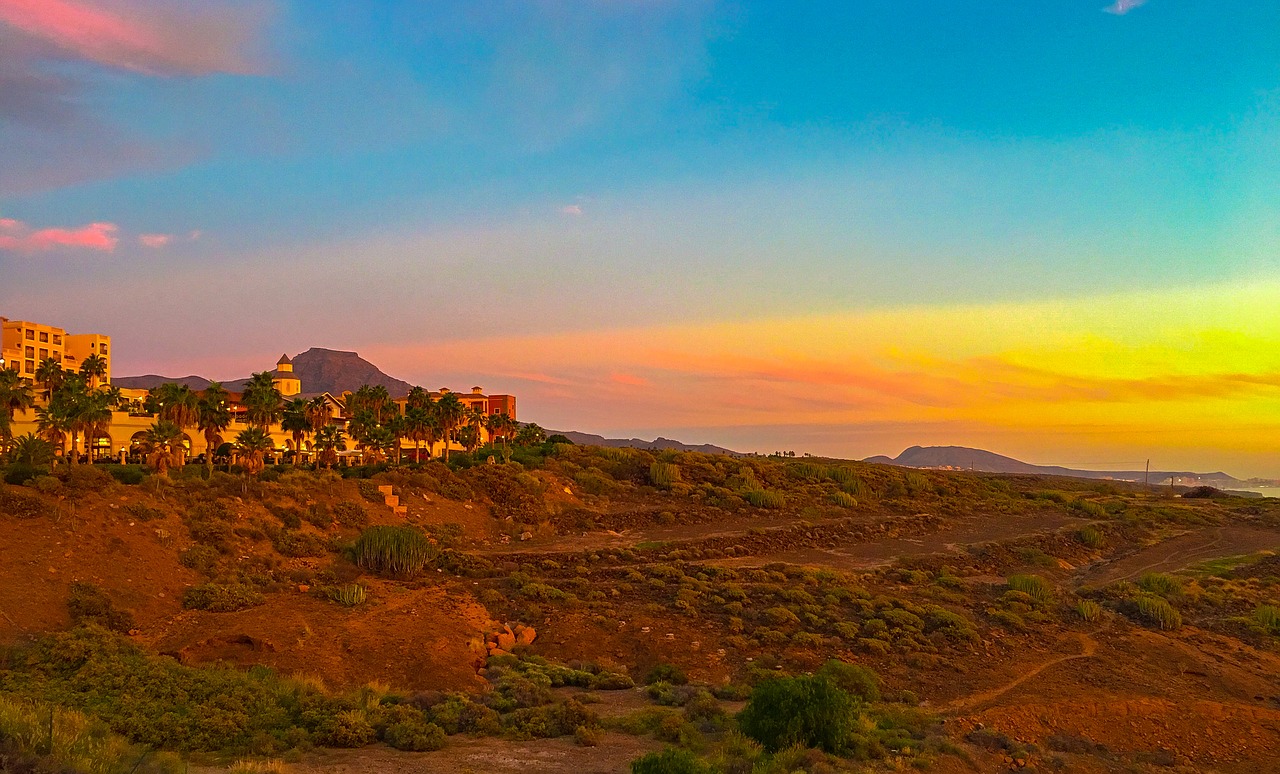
[574,724,605,747]
[1077,526,1105,548]
[350,525,436,577]
[178,544,221,574]
[183,583,265,612]
[67,583,135,633]
[829,491,857,508]
[271,530,330,558]
[646,663,688,686]
[631,748,710,774]
[107,465,147,485]
[737,675,858,754]
[816,660,880,702]
[0,486,49,519]
[333,502,368,528]
[317,710,375,747]
[328,584,367,607]
[30,475,62,494]
[1007,574,1053,604]
[649,462,680,489]
[3,464,40,485]
[383,717,446,751]
[1138,573,1182,598]
[1135,595,1182,630]
[1254,605,1280,634]
[743,489,785,509]
[1075,600,1103,623]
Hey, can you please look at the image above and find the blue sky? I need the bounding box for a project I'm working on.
[2,1,1279,472]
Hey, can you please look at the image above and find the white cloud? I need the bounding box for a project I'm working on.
[1103,0,1148,15]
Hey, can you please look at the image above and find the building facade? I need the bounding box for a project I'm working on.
[1,318,111,384]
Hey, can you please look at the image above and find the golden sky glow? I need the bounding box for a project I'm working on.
[365,280,1280,477]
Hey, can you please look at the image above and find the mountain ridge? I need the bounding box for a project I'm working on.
[115,348,413,396]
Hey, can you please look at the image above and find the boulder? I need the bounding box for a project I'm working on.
[515,625,537,646]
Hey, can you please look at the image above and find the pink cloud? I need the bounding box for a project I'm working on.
[0,0,270,76]
[138,232,171,248]
[560,204,583,216]
[610,372,649,387]
[0,216,118,253]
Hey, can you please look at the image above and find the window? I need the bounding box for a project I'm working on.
[100,344,108,354]
[52,335,61,345]
[39,332,48,342]
[24,329,33,340]
[24,359,34,373]
[25,346,33,358]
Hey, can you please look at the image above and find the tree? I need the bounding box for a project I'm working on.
[456,425,480,453]
[487,413,517,455]
[139,420,185,477]
[234,427,274,477]
[34,357,65,401]
[736,674,860,754]
[281,397,310,466]
[630,749,710,774]
[78,388,114,462]
[434,392,464,462]
[35,404,72,464]
[358,425,395,465]
[196,383,231,474]
[8,433,53,469]
[78,354,108,390]
[146,383,198,467]
[514,422,546,447]
[386,414,406,464]
[313,425,346,469]
[242,372,282,429]
[0,369,35,453]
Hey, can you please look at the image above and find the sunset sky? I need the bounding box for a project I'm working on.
[2,1,1278,476]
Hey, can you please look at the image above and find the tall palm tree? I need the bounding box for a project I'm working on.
[34,357,65,401]
[487,412,517,455]
[79,389,113,462]
[358,425,395,465]
[281,397,310,466]
[196,382,231,474]
[406,385,431,411]
[242,371,282,429]
[312,424,346,469]
[78,354,108,390]
[140,420,184,477]
[385,414,407,465]
[434,392,464,462]
[35,404,71,465]
[515,422,546,447]
[234,427,274,477]
[146,383,198,466]
[403,405,432,462]
[0,369,35,454]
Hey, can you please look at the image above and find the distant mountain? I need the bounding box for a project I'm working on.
[865,445,1245,487]
[547,429,742,456]
[114,348,413,397]
[113,374,212,390]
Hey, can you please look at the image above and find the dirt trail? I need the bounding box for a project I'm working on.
[944,633,1098,713]
[1081,526,1280,585]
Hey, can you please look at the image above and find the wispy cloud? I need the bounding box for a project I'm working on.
[0,0,272,76]
[0,216,118,252]
[560,204,583,216]
[138,229,200,248]
[1103,0,1148,15]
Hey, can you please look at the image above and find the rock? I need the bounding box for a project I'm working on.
[520,531,533,541]
[516,625,537,646]
[489,648,510,657]
[298,584,310,593]
[496,632,516,650]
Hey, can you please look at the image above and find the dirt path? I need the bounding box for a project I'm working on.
[1081,526,1280,586]
[944,633,1098,713]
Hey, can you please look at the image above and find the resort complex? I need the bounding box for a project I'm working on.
[0,317,517,466]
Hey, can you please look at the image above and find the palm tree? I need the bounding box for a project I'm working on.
[0,369,35,454]
[406,385,431,411]
[79,389,113,462]
[487,412,517,456]
[514,422,546,447]
[403,405,433,462]
[434,392,464,462]
[386,414,407,465]
[34,357,64,401]
[281,398,310,466]
[358,425,395,465]
[35,404,72,465]
[234,427,275,477]
[46,373,93,464]
[79,354,108,390]
[242,371,282,429]
[146,383,198,467]
[9,433,54,469]
[196,383,231,474]
[457,425,481,453]
[312,424,346,469]
[140,420,184,477]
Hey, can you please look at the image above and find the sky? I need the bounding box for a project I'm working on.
[2,0,1279,476]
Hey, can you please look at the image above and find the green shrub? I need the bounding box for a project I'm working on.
[787,462,826,480]
[383,717,445,751]
[646,663,688,686]
[350,525,435,577]
[1007,574,1053,604]
[124,502,165,522]
[631,748,711,774]
[1135,595,1182,630]
[816,660,880,702]
[1138,573,1182,598]
[1076,526,1105,548]
[3,464,40,485]
[30,475,62,495]
[574,724,605,747]
[182,583,265,612]
[327,584,367,607]
[829,491,857,508]
[178,544,221,574]
[904,472,932,496]
[1254,605,1280,634]
[67,583,135,633]
[1072,500,1109,519]
[317,710,375,747]
[1075,600,1102,623]
[106,465,147,485]
[357,480,385,503]
[743,489,785,509]
[649,462,680,489]
[737,675,858,754]
[0,694,163,774]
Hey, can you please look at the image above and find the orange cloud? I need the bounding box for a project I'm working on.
[138,232,171,248]
[0,0,269,76]
[610,371,649,387]
[0,217,118,252]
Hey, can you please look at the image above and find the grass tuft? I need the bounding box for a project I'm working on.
[351,525,436,577]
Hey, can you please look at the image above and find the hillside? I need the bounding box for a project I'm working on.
[867,445,1244,486]
[4,448,1280,772]
[115,347,414,395]
[546,429,741,455]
